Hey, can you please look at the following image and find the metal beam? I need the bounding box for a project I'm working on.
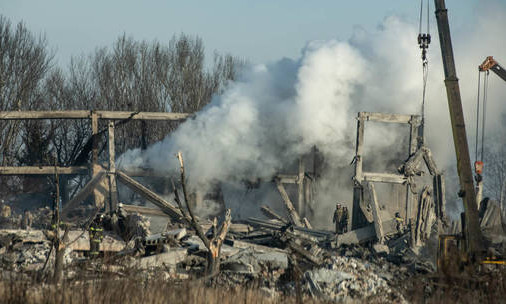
[297,157,305,215]
[358,112,420,124]
[119,204,168,217]
[61,170,107,217]
[274,174,298,184]
[260,205,288,223]
[108,121,118,212]
[275,180,303,227]
[362,172,407,184]
[115,170,183,221]
[0,110,90,119]
[368,183,384,244]
[0,166,88,175]
[0,110,191,121]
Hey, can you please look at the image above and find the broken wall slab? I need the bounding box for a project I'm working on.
[221,247,288,274]
[134,248,187,269]
[337,219,397,246]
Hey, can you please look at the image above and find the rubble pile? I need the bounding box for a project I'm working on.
[304,256,404,302]
[2,200,502,303]
[0,230,51,272]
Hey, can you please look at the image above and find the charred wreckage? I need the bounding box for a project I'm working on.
[1,107,503,303]
[1,1,506,301]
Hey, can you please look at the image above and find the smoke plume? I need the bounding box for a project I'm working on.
[119,1,506,225]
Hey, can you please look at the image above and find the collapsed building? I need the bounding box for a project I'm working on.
[1,108,479,302]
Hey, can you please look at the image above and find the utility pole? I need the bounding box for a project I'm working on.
[434,0,483,257]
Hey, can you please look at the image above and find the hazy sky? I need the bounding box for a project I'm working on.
[2,0,479,66]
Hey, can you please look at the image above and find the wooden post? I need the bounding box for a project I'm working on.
[367,183,384,244]
[108,121,118,212]
[297,157,305,217]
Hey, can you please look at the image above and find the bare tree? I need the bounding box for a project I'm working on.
[0,16,53,194]
[174,152,231,276]
[483,130,506,202]
[88,33,244,155]
[44,63,96,203]
[0,16,245,201]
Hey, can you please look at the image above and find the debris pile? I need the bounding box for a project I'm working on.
[0,230,51,272]
[0,144,504,302]
[304,256,404,302]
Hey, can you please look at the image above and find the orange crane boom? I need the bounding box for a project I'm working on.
[479,56,506,82]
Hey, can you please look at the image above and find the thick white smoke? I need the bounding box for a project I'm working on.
[119,17,413,184]
[119,1,506,225]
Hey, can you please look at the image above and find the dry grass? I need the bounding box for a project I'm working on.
[0,272,326,304]
[400,266,506,303]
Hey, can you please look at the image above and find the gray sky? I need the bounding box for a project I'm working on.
[2,0,478,66]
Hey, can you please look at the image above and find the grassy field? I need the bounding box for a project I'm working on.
[0,273,326,304]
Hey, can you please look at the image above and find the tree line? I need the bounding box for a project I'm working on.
[0,15,245,197]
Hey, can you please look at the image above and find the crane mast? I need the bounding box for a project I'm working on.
[433,0,484,257]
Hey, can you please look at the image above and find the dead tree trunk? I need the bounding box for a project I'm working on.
[53,227,69,284]
[52,166,69,283]
[175,152,232,276]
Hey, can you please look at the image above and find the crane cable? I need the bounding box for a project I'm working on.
[475,70,489,163]
[418,0,431,142]
[475,71,481,163]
